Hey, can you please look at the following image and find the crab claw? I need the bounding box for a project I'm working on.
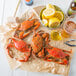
[62,59,68,65]
[19,31,32,39]
[15,54,29,62]
[34,21,40,30]
[38,48,44,58]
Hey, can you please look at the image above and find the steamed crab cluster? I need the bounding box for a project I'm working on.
[6,19,72,65]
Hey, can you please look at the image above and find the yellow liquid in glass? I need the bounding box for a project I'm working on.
[51,30,62,40]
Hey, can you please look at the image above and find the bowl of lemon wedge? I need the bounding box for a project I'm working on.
[40,4,64,28]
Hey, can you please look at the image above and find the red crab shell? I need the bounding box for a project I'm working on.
[46,48,69,59]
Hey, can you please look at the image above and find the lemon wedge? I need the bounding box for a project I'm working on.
[43,8,55,19]
[46,4,55,9]
[54,11,64,22]
[42,19,48,27]
[49,18,60,28]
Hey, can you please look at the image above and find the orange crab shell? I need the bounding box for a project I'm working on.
[46,48,69,59]
[19,20,34,31]
[31,33,43,53]
[11,38,30,52]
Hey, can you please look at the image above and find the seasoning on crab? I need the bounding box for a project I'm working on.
[45,47,72,65]
[31,30,49,58]
[31,30,72,65]
[6,38,31,62]
[14,19,40,39]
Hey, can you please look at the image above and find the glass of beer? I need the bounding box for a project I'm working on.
[61,15,76,38]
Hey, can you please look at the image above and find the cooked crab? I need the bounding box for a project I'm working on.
[31,30,49,58]
[6,38,31,62]
[45,47,72,65]
[14,19,40,39]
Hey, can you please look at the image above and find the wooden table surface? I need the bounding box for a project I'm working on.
[0,0,76,76]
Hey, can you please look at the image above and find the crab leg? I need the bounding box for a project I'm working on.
[34,21,40,30]
[28,13,34,20]
[32,51,37,58]
[15,56,29,62]
[44,55,52,61]
[63,49,72,53]
[19,31,32,39]
[23,31,32,38]
[44,57,68,65]
[6,43,14,58]
[15,49,31,62]
[44,54,53,61]
[38,48,44,58]
[56,59,68,65]
[19,31,24,39]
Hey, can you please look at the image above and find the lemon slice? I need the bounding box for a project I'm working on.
[46,4,55,9]
[42,19,48,27]
[49,18,60,28]
[43,8,55,19]
[54,11,64,22]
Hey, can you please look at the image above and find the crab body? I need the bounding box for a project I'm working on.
[31,30,49,58]
[47,48,69,59]
[19,20,35,31]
